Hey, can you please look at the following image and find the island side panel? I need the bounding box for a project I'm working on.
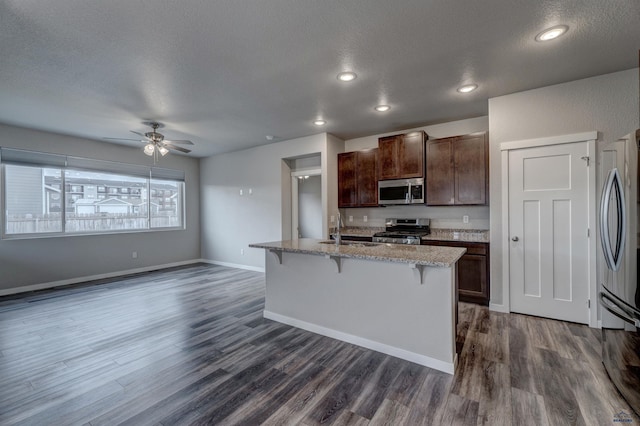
[263,250,456,373]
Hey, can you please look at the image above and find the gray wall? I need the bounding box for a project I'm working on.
[488,68,640,308]
[298,175,322,238]
[343,116,490,230]
[0,123,201,291]
[200,133,341,269]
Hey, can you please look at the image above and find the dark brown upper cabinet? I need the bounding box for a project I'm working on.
[426,132,488,206]
[356,148,378,206]
[338,151,357,207]
[338,148,378,208]
[378,131,426,180]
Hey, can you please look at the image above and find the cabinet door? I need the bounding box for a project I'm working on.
[378,136,399,180]
[454,133,488,205]
[457,254,488,305]
[421,240,490,305]
[357,149,378,206]
[426,138,455,205]
[338,152,357,207]
[398,132,425,178]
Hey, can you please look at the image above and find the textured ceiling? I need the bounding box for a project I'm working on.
[0,0,638,157]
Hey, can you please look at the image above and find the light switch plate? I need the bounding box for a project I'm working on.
[463,215,469,224]
[363,215,368,223]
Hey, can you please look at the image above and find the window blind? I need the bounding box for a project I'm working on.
[1,147,185,181]
[0,147,67,168]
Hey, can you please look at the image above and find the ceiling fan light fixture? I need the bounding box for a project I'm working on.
[143,143,155,156]
[159,146,169,156]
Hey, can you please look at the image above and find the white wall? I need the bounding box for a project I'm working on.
[200,133,342,269]
[343,116,490,229]
[0,123,201,291]
[488,68,640,307]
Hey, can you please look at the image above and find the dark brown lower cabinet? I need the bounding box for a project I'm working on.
[421,240,490,305]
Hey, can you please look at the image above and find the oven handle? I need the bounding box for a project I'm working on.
[600,290,640,328]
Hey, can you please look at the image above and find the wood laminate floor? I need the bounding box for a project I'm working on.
[0,264,637,425]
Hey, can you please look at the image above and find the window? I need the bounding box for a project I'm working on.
[4,165,62,234]
[150,179,183,228]
[65,170,148,233]
[1,148,186,238]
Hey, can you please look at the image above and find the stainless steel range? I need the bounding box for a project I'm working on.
[372,218,430,245]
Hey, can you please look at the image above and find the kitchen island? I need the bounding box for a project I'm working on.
[248,239,466,374]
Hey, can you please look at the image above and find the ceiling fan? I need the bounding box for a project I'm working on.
[104,121,194,158]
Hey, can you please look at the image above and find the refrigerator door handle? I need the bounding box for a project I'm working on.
[600,290,640,328]
[602,285,640,317]
[599,168,626,271]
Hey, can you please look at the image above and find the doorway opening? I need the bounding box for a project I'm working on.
[291,169,322,238]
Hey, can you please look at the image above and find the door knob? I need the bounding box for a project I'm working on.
[512,236,519,242]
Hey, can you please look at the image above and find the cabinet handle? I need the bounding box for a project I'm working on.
[512,236,519,242]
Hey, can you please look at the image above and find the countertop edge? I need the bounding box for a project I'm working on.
[249,241,466,268]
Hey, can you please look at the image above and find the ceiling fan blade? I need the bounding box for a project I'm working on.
[164,143,192,153]
[103,137,144,142]
[130,130,150,139]
[164,139,194,145]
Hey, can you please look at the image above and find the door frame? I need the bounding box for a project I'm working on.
[291,168,322,239]
[500,131,598,327]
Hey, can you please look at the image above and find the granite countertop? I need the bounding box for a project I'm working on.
[423,229,489,243]
[333,226,384,237]
[335,227,489,243]
[249,238,466,268]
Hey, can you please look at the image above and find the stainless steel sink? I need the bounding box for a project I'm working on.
[319,240,380,247]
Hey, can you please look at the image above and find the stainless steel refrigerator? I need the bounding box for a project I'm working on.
[599,130,640,415]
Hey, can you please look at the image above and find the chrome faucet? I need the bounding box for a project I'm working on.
[335,211,343,246]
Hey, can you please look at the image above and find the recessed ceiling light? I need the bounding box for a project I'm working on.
[313,119,326,126]
[535,25,569,42]
[457,84,478,93]
[337,72,357,82]
[374,105,391,112]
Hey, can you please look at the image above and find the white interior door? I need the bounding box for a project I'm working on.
[508,141,590,323]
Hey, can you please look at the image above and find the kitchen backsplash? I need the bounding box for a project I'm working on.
[342,205,489,230]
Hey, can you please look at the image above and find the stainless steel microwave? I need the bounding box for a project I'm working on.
[378,178,424,205]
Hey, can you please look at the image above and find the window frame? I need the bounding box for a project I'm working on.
[0,148,186,240]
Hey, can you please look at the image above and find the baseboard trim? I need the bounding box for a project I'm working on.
[0,259,202,297]
[263,310,456,374]
[200,259,265,273]
[489,303,510,313]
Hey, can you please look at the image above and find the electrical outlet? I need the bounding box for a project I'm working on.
[132,251,138,259]
[363,215,368,223]
[248,188,253,195]
[463,215,469,224]
[240,248,244,255]
[348,215,353,222]
[330,215,335,223]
